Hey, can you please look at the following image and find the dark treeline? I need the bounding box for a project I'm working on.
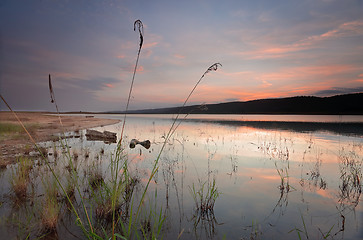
[112,93,363,115]
[181,118,363,137]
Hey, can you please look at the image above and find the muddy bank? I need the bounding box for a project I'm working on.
[0,112,120,165]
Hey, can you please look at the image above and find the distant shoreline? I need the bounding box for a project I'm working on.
[1,93,362,115]
[107,93,363,115]
[1,111,363,115]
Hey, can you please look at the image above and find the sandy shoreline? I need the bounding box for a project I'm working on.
[0,112,120,165]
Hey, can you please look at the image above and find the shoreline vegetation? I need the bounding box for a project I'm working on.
[0,112,120,165]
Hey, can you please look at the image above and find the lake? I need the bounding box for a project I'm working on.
[1,114,362,239]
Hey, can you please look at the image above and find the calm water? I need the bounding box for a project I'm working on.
[1,114,362,239]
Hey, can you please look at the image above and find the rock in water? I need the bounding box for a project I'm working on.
[130,139,151,149]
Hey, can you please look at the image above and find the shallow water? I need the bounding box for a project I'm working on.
[1,114,362,239]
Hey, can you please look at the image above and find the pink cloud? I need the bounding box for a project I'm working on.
[121,64,145,73]
[237,20,363,60]
[174,54,185,59]
[143,41,158,49]
[136,66,144,72]
[217,69,252,77]
[260,80,272,88]
[104,83,115,88]
[319,20,363,39]
[52,72,84,79]
[264,65,355,81]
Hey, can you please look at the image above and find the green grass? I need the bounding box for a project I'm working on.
[0,122,39,141]
[0,122,24,133]
[0,123,23,141]
[189,178,220,215]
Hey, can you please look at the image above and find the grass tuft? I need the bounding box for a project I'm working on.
[189,178,220,216]
[10,156,33,199]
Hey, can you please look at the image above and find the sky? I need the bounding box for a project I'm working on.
[1,0,363,112]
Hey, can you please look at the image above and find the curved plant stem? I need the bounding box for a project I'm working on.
[136,63,222,218]
[112,19,144,239]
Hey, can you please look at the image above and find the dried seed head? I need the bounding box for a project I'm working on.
[48,74,55,103]
[202,63,222,78]
[134,19,144,50]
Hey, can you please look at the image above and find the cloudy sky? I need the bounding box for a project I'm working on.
[1,0,363,112]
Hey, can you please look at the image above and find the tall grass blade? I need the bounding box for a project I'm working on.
[48,75,95,235]
[118,19,144,147]
[112,20,144,238]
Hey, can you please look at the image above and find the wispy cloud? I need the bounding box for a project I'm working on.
[57,76,120,91]
[104,83,115,88]
[238,20,363,59]
[143,41,158,48]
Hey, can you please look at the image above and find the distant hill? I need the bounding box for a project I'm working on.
[109,93,363,115]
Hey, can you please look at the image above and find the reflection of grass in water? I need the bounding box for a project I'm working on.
[242,220,262,240]
[84,149,90,159]
[275,163,294,194]
[73,150,79,160]
[289,211,336,240]
[338,147,362,206]
[87,161,104,189]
